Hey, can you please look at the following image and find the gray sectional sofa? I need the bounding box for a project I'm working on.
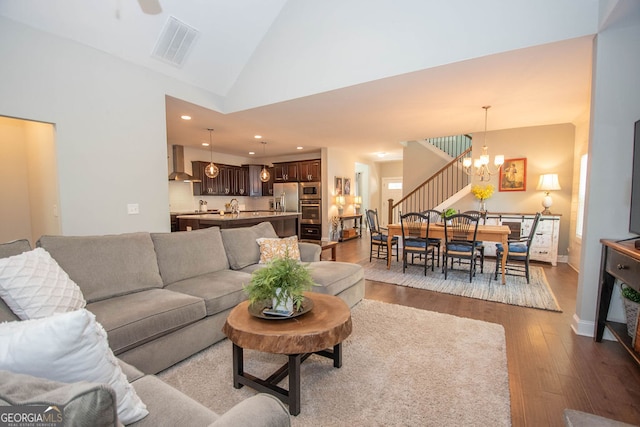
[0,222,365,426]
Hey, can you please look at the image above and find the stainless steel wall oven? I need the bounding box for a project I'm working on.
[300,199,321,224]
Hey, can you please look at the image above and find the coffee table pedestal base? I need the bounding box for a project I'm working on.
[232,343,343,415]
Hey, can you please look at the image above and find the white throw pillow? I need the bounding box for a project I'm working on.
[0,309,148,424]
[0,248,86,319]
[256,236,301,264]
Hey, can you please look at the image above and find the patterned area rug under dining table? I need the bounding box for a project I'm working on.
[360,257,562,312]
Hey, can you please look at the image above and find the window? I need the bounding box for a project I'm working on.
[576,154,588,238]
[388,182,402,190]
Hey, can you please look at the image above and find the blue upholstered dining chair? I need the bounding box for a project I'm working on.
[400,212,435,276]
[421,209,443,267]
[494,212,541,284]
[443,213,480,283]
[365,208,398,263]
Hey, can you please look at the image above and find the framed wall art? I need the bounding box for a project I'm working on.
[343,177,351,195]
[499,158,527,191]
[334,176,343,195]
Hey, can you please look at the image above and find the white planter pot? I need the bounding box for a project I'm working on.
[272,288,294,312]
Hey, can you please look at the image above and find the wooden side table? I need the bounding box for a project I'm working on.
[222,293,352,415]
[338,214,363,242]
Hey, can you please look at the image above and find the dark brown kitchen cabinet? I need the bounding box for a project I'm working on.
[298,160,321,182]
[191,162,249,196]
[246,165,266,197]
[274,162,298,182]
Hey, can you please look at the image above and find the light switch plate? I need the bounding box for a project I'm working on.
[127,203,139,215]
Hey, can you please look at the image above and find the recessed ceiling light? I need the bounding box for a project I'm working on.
[296,146,303,150]
[202,142,209,146]
[377,152,387,158]
[254,135,262,139]
[181,115,191,120]
[249,151,255,155]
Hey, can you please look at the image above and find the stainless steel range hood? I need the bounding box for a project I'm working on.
[168,145,201,182]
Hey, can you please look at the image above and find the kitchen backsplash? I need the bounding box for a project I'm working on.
[169,181,272,212]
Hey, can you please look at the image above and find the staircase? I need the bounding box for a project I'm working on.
[387,135,472,224]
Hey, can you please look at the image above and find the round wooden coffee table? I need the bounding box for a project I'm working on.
[222,292,352,415]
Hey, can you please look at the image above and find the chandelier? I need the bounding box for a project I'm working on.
[204,128,219,179]
[463,106,504,182]
[259,141,270,182]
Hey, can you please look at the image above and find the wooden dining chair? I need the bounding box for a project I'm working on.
[463,210,486,273]
[421,209,443,266]
[494,212,541,283]
[400,212,435,275]
[365,208,398,263]
[443,213,480,282]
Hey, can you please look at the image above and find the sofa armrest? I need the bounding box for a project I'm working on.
[299,242,321,262]
[209,394,290,427]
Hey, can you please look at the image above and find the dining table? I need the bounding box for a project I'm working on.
[386,222,512,284]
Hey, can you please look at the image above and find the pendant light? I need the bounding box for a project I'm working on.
[259,141,270,182]
[204,128,219,179]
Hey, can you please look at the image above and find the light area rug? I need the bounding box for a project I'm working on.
[361,258,562,312]
[158,299,511,426]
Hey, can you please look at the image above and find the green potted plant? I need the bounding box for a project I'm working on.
[442,208,457,224]
[621,284,640,338]
[244,255,315,313]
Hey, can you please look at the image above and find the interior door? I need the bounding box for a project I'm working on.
[380,177,403,227]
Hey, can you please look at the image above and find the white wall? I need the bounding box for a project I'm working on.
[574,4,640,335]
[0,17,227,235]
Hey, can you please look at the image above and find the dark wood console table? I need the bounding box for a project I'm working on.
[595,239,640,365]
[338,214,362,242]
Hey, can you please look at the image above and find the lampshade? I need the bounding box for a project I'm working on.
[353,196,362,204]
[536,173,561,214]
[536,174,561,192]
[336,196,346,206]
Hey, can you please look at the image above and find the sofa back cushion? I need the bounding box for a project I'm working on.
[221,222,279,270]
[151,227,229,286]
[0,239,32,259]
[37,233,163,303]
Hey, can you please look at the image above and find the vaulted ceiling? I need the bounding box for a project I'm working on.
[0,1,597,161]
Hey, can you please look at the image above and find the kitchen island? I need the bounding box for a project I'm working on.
[177,212,301,238]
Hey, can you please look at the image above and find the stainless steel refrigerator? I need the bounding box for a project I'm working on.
[273,182,299,212]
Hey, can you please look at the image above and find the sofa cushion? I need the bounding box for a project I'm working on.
[0,239,32,258]
[87,288,206,355]
[0,309,148,424]
[151,227,229,286]
[221,222,278,270]
[0,369,118,427]
[128,374,217,427]
[165,269,251,316]
[37,233,164,303]
[256,235,301,263]
[0,248,86,320]
[307,261,364,296]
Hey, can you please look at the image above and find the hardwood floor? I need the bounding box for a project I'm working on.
[329,235,640,426]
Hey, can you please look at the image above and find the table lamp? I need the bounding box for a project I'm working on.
[353,196,362,214]
[336,196,345,215]
[536,173,561,214]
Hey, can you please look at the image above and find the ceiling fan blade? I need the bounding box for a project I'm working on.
[138,0,162,15]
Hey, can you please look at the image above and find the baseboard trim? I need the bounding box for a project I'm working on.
[571,313,616,341]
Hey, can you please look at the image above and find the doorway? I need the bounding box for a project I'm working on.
[0,116,60,245]
[380,177,402,227]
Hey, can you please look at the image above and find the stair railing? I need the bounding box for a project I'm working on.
[387,147,471,224]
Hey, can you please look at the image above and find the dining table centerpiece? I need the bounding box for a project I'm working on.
[471,184,495,212]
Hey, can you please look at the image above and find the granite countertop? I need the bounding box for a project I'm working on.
[176,211,300,221]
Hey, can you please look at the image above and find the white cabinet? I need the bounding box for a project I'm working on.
[483,213,560,266]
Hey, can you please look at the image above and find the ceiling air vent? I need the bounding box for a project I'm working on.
[152,16,199,67]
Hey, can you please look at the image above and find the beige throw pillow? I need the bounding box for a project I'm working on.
[256,236,301,264]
